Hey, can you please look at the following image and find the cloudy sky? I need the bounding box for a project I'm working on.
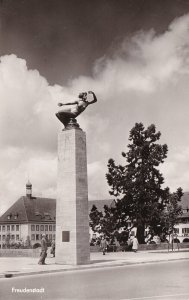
[1,0,189,214]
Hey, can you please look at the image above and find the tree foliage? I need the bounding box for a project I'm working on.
[89,123,183,244]
[158,188,183,240]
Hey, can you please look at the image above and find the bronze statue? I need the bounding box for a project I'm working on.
[56,91,97,129]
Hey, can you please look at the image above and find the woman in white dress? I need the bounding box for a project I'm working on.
[132,236,139,252]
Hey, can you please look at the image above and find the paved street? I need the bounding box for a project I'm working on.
[1,249,189,278]
[0,260,189,300]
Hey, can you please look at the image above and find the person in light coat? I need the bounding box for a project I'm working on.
[132,236,139,252]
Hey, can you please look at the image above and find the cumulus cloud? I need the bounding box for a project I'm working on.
[0,55,58,151]
[64,14,189,100]
[1,14,189,213]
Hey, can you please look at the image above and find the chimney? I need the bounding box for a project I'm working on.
[26,180,32,198]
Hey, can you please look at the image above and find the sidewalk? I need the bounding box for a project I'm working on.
[0,249,189,279]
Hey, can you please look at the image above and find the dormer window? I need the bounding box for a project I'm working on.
[44,213,51,220]
[14,214,18,220]
[7,213,12,220]
[35,212,43,218]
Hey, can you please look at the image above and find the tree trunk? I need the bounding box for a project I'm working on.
[136,223,145,244]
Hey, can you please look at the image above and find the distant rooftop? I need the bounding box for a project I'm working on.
[0,196,114,225]
[0,196,56,224]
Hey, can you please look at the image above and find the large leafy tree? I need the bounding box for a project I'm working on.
[100,123,182,244]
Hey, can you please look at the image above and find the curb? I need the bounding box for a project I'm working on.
[1,257,189,279]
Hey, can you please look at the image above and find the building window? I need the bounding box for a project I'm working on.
[11,235,15,240]
[40,225,44,231]
[31,234,35,241]
[0,226,1,231]
[7,225,10,231]
[16,235,19,240]
[53,225,55,231]
[2,226,5,232]
[11,225,15,231]
[49,225,52,231]
[36,234,39,240]
[45,225,48,231]
[182,228,189,235]
[0,235,1,241]
[16,225,19,231]
[49,234,52,240]
[31,225,35,231]
[53,234,55,239]
[36,225,39,231]
[2,235,5,241]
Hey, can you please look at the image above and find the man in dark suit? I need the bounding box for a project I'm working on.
[38,234,48,265]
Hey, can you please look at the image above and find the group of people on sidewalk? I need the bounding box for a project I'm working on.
[100,235,139,255]
[38,234,139,265]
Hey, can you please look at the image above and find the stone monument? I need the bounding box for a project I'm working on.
[55,91,97,265]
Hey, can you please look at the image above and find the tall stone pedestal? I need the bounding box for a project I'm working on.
[55,128,90,265]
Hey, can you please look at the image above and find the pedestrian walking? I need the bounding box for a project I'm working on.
[132,236,139,252]
[38,234,48,265]
[100,236,108,255]
[50,238,55,257]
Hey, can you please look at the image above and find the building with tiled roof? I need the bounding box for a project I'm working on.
[0,182,56,248]
[0,182,113,248]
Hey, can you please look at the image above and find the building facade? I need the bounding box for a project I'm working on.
[173,208,189,243]
[0,182,56,248]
